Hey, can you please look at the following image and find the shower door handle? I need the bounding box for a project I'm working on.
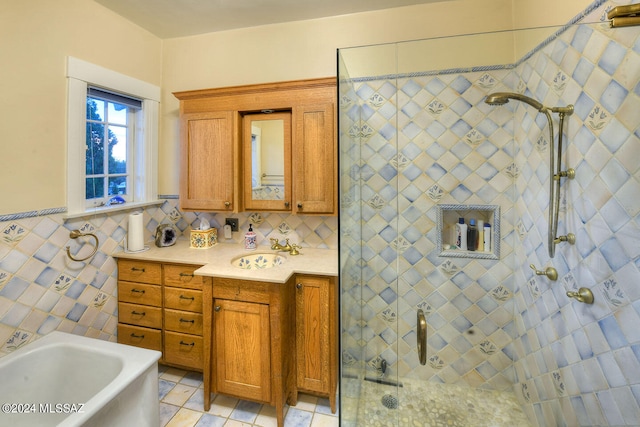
[417,309,427,365]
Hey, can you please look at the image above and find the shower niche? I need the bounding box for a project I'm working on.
[436,204,500,260]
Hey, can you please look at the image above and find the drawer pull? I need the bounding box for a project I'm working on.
[130,267,146,272]
[179,272,195,277]
[130,333,145,339]
[179,295,195,301]
[130,288,145,294]
[179,340,195,347]
[131,311,146,316]
[179,318,195,323]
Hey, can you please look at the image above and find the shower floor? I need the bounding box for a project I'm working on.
[341,377,531,427]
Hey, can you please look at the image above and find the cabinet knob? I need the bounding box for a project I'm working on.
[214,306,221,312]
[296,283,303,290]
[297,203,303,209]
[284,201,290,208]
[224,201,231,208]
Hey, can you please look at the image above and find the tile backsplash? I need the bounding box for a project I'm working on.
[0,199,336,356]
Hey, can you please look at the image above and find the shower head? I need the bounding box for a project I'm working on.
[485,92,545,111]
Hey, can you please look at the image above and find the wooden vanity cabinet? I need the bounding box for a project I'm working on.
[162,263,205,370]
[174,78,336,215]
[203,277,296,427]
[294,274,338,413]
[117,259,163,352]
[117,259,205,371]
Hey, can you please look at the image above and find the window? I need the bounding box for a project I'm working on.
[66,57,160,216]
[85,88,141,206]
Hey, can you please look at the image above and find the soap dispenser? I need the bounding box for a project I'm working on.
[244,224,257,250]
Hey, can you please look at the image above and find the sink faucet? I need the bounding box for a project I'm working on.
[270,238,284,251]
[270,238,299,254]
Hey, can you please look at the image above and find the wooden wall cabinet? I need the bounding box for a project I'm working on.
[117,259,205,371]
[203,277,296,427]
[294,274,338,412]
[179,111,236,211]
[174,78,336,215]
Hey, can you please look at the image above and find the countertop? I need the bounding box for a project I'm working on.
[113,239,338,284]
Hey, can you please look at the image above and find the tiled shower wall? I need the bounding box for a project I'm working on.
[509,3,640,426]
[340,0,640,425]
[0,200,336,356]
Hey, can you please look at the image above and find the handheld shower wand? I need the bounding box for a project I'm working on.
[485,92,574,258]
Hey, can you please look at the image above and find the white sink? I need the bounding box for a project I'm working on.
[231,253,286,270]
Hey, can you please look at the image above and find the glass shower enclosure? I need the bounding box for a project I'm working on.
[338,2,639,424]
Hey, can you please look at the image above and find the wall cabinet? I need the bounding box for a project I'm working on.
[179,111,236,211]
[174,78,336,215]
[203,276,296,427]
[294,274,338,412]
[117,259,205,371]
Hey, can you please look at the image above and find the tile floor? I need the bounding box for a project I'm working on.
[158,365,339,427]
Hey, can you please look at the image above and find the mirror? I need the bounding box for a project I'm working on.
[243,111,291,211]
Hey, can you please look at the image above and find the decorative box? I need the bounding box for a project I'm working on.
[190,228,217,249]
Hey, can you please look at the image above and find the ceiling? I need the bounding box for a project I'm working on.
[94,0,452,38]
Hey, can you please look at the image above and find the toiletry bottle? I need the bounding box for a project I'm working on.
[477,220,484,251]
[455,218,467,250]
[467,219,478,251]
[244,224,257,250]
[483,223,491,252]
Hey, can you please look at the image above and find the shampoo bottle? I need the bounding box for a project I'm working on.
[483,223,491,252]
[477,220,484,251]
[455,218,467,250]
[244,224,257,250]
[467,219,478,251]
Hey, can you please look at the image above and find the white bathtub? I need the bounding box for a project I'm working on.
[0,331,161,427]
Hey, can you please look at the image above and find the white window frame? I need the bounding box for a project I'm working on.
[66,56,160,217]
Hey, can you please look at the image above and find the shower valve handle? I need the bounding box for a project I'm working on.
[530,264,558,281]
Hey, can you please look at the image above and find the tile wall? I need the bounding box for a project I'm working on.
[0,200,336,356]
[340,0,640,425]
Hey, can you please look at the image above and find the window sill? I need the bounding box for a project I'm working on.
[63,200,165,220]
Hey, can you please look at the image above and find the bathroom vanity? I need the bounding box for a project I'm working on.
[114,240,338,426]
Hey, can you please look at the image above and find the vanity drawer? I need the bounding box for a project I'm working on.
[164,331,203,370]
[118,281,162,307]
[164,264,204,289]
[165,309,203,335]
[164,287,203,313]
[118,324,162,352]
[118,302,162,329]
[118,260,162,285]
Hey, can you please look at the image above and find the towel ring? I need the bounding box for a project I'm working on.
[66,229,99,262]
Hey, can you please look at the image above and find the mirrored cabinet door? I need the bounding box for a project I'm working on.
[242,112,292,211]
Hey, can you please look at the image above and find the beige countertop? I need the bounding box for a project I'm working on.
[114,238,338,284]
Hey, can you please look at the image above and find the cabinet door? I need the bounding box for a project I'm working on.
[293,103,336,215]
[214,299,271,402]
[180,111,235,211]
[295,275,330,394]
